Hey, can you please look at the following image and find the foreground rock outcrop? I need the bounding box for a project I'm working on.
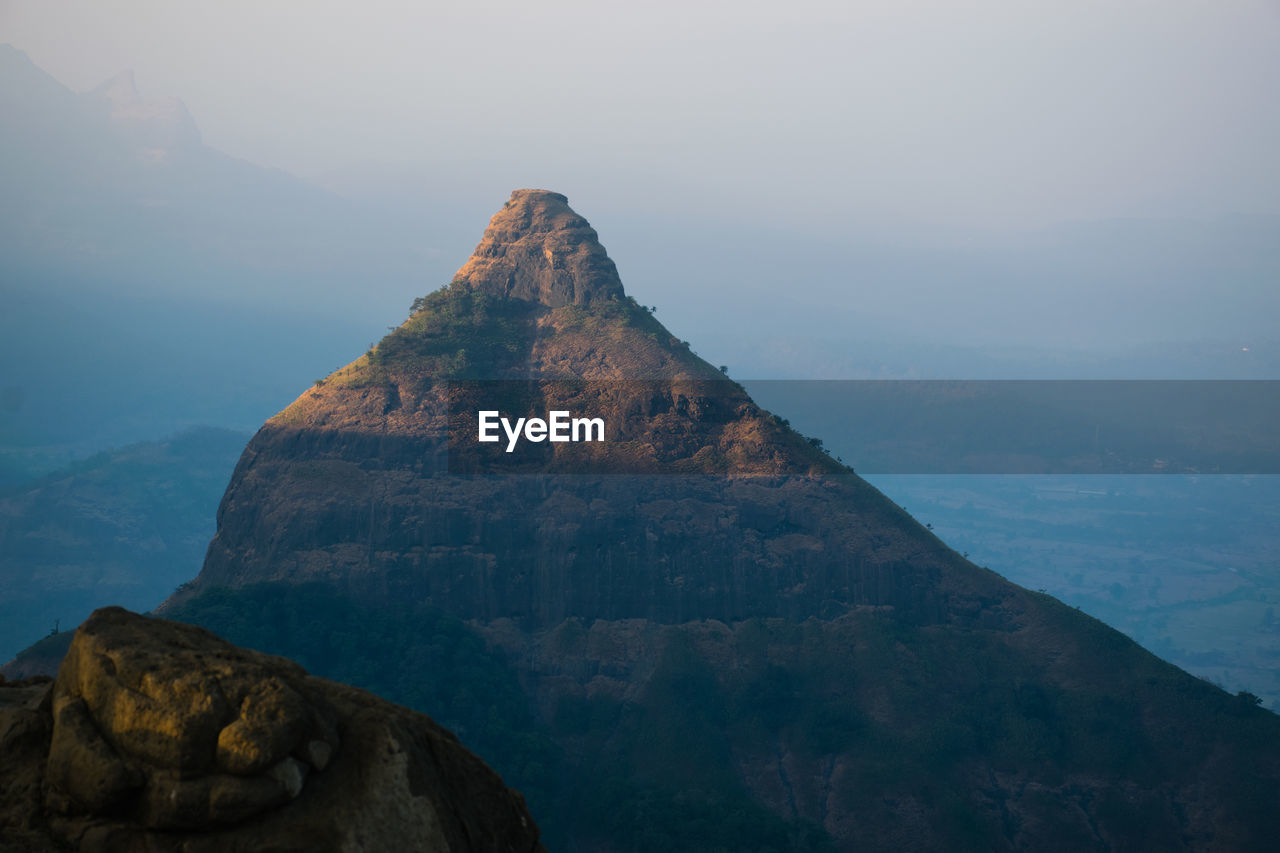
[0,607,543,853]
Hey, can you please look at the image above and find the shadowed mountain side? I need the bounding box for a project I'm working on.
[150,582,1280,853]
[479,605,1280,852]
[192,462,998,628]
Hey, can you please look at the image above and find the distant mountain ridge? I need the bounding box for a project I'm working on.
[0,428,248,664]
[89,67,202,159]
[0,43,419,294]
[0,45,428,460]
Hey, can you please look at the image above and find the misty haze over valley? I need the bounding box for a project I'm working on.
[2,3,1279,850]
[2,0,1277,719]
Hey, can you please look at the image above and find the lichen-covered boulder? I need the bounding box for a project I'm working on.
[0,607,543,852]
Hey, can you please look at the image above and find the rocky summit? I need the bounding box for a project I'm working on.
[0,607,543,853]
[452,189,625,308]
[143,191,1280,850]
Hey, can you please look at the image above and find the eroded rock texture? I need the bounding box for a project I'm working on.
[0,607,543,853]
[452,188,625,307]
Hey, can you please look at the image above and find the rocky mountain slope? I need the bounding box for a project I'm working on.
[0,607,543,853]
[162,189,1280,850]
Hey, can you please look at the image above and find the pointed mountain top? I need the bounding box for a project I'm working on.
[87,69,201,152]
[452,189,625,308]
[91,69,139,104]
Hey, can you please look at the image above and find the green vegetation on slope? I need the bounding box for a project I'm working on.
[326,279,741,388]
[321,285,540,390]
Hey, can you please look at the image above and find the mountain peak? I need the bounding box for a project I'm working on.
[88,68,202,154]
[452,189,625,307]
[92,68,139,104]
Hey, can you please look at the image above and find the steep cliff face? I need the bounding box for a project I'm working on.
[185,189,1000,629]
[165,190,1280,850]
[0,607,543,853]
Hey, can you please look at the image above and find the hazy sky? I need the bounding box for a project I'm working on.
[4,0,1279,232]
